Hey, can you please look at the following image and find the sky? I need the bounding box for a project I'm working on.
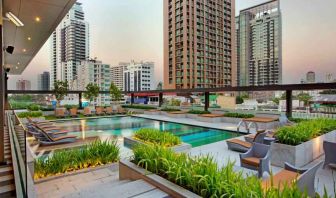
[8,0,336,89]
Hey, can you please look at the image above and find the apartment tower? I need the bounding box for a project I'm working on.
[50,2,89,89]
[124,61,155,92]
[164,0,236,89]
[38,72,50,90]
[111,62,129,91]
[237,0,282,86]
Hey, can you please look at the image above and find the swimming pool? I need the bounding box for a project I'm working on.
[54,116,240,147]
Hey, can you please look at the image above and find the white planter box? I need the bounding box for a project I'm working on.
[119,160,201,198]
[124,137,192,153]
[144,110,161,115]
[271,130,336,167]
[186,114,199,119]
[42,111,55,116]
[221,117,242,124]
[196,116,223,123]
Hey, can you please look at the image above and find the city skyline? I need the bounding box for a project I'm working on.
[8,0,336,90]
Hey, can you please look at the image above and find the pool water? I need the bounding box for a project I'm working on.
[54,116,240,147]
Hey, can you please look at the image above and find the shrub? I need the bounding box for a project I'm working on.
[160,107,180,112]
[64,104,78,110]
[40,106,55,111]
[187,110,210,114]
[34,139,120,179]
[133,145,309,197]
[27,104,40,111]
[18,111,43,118]
[169,98,181,106]
[133,128,181,147]
[122,104,157,110]
[9,101,32,110]
[223,112,254,118]
[276,119,336,146]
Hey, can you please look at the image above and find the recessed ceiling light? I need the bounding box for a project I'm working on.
[28,37,31,41]
[16,66,19,69]
[35,17,41,22]
[17,62,20,65]
[22,49,27,52]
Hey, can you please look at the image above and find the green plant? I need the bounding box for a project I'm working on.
[132,145,310,197]
[276,119,336,146]
[63,104,79,110]
[297,93,312,107]
[160,107,180,112]
[169,98,181,106]
[34,139,120,179]
[223,112,254,118]
[122,104,157,110]
[18,111,43,118]
[27,104,40,111]
[53,80,69,107]
[84,83,100,104]
[110,82,122,104]
[133,128,181,147]
[187,110,210,114]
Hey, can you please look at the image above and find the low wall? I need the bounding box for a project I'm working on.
[144,110,161,115]
[119,160,201,198]
[221,117,242,124]
[166,112,187,118]
[271,130,336,167]
[196,116,222,123]
[124,137,191,153]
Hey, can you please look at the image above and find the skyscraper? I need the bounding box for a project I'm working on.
[237,0,282,86]
[77,59,111,106]
[16,80,31,91]
[111,62,129,91]
[50,2,89,89]
[124,61,155,92]
[164,0,236,89]
[306,71,315,84]
[38,72,50,90]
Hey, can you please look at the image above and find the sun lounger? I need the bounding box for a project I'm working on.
[96,107,105,116]
[117,106,127,114]
[55,108,66,118]
[70,108,78,117]
[84,107,93,116]
[226,131,267,152]
[27,125,68,138]
[37,129,77,146]
[262,162,322,197]
[105,107,114,115]
[244,130,275,143]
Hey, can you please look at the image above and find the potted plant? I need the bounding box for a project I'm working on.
[110,82,122,110]
[84,83,100,110]
[53,80,68,108]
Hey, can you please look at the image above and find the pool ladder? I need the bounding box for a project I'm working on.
[237,120,259,134]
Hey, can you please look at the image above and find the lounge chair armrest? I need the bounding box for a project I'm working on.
[239,148,253,159]
[284,162,307,174]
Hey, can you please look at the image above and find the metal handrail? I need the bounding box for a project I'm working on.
[7,111,27,198]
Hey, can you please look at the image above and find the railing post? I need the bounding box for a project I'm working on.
[286,90,293,118]
[131,93,135,105]
[159,92,163,107]
[79,93,83,109]
[204,92,210,112]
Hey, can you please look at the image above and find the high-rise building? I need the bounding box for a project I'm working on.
[306,71,315,84]
[38,72,50,90]
[237,0,282,86]
[124,61,155,92]
[111,62,129,91]
[163,0,236,89]
[16,79,31,90]
[50,2,89,89]
[77,59,111,106]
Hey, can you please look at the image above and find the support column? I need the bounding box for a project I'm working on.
[204,92,210,112]
[78,93,83,109]
[4,72,8,110]
[131,93,134,105]
[0,19,5,163]
[286,90,293,118]
[158,93,163,107]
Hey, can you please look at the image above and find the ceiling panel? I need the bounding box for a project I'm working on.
[2,0,76,74]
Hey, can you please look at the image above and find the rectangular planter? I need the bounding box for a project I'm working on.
[166,112,187,118]
[119,160,201,198]
[124,137,192,153]
[144,110,162,115]
[196,115,223,123]
[186,114,199,119]
[221,117,242,124]
[271,130,336,167]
